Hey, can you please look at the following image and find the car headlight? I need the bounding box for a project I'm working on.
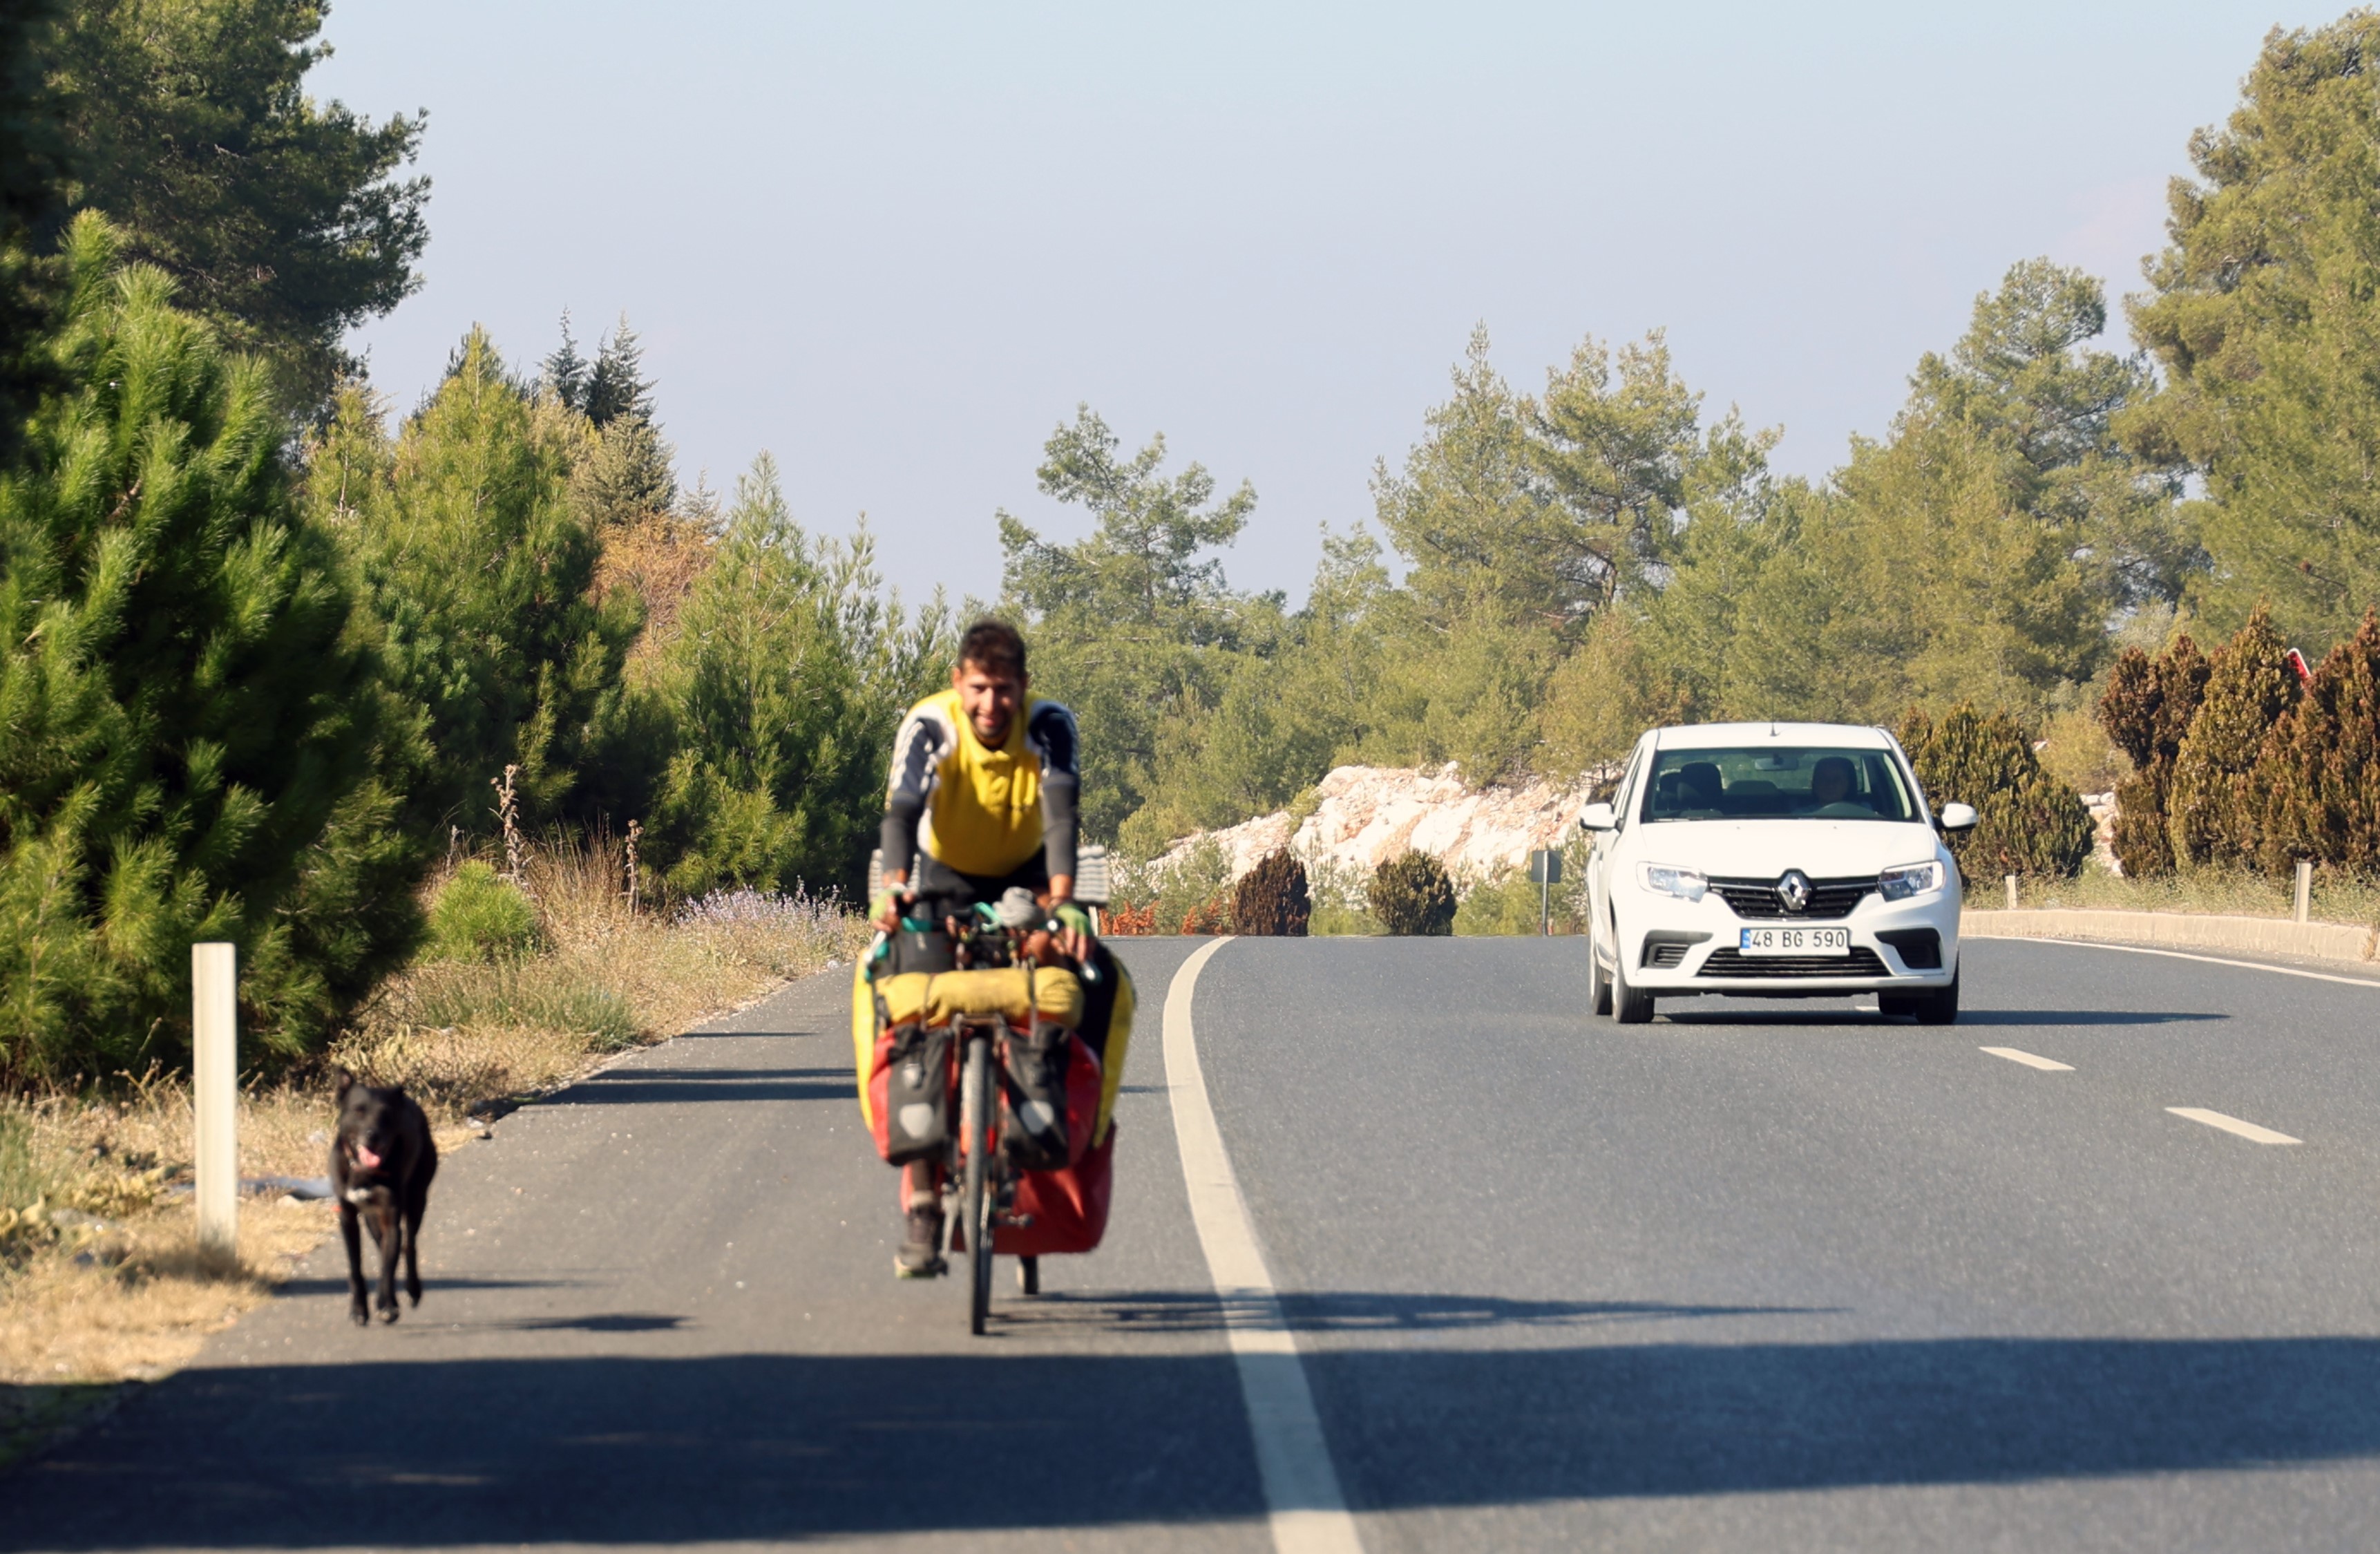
[1639,864,1708,902]
[1878,861,1942,901]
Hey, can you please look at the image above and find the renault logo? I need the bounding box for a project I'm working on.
[1777,870,1813,913]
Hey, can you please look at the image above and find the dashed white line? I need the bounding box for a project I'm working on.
[1163,938,1364,1554]
[2166,1107,2303,1145]
[1980,1046,2073,1071]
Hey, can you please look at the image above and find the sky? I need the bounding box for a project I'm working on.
[312,1,2316,609]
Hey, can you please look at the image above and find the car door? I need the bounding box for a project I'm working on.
[1590,735,1653,955]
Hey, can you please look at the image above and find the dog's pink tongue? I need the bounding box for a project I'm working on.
[354,1144,382,1170]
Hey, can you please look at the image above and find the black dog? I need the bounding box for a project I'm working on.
[330,1070,438,1326]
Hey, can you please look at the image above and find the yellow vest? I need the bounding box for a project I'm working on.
[912,688,1050,878]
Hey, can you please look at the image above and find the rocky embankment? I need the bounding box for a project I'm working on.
[1157,764,1608,884]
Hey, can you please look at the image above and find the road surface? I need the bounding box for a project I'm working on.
[9,936,2380,1551]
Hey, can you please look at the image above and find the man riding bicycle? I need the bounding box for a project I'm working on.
[868,618,1098,1278]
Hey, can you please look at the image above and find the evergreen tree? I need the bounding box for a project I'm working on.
[2124,14,2380,643]
[308,329,639,832]
[1899,705,2093,880]
[38,0,430,413]
[2253,611,2380,871]
[1369,851,1457,936]
[541,309,589,413]
[2097,633,2209,876]
[582,314,656,430]
[1,217,424,1081]
[1000,406,1262,844]
[2168,607,2298,868]
[0,0,70,463]
[645,457,949,900]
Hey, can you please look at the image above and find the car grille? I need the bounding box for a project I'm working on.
[1697,947,1891,979]
[1708,875,1878,920]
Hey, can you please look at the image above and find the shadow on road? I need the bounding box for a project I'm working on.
[1011,1289,1827,1336]
[1653,1008,2226,1028]
[17,1335,2380,1544]
[556,1066,853,1106]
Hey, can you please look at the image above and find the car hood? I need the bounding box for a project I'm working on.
[1626,820,1941,879]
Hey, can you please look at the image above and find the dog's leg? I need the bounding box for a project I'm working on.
[373,1203,402,1323]
[339,1202,369,1327]
[401,1184,426,1308]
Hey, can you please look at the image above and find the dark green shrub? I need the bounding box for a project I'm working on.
[0,219,427,1083]
[1369,851,1457,936]
[1231,851,1311,936]
[2169,607,2298,869]
[2254,610,2380,871]
[2097,634,2208,876]
[1901,705,2093,880]
[427,862,542,961]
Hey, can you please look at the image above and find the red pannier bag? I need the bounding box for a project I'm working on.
[994,1030,1110,1255]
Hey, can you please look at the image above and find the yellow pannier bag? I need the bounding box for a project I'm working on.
[852,964,1083,1130]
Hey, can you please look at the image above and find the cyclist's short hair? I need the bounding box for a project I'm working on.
[958,618,1027,679]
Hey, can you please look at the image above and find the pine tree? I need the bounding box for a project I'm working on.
[2168,607,2298,868]
[582,314,656,430]
[2123,15,2380,643]
[1,216,425,1082]
[2254,611,2380,871]
[39,0,429,413]
[2097,634,2209,876]
[1899,705,2092,880]
[308,328,640,832]
[542,310,589,413]
[642,457,949,901]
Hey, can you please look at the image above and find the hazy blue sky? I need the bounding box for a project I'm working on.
[314,2,2310,607]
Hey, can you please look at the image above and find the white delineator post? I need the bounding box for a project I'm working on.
[2005,874,2019,911]
[2296,859,2314,925]
[192,942,238,1263]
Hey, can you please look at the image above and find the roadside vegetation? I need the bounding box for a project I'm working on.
[0,835,863,1396]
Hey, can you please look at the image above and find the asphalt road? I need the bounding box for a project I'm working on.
[10,935,2380,1551]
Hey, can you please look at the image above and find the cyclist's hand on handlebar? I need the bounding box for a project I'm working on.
[870,883,911,932]
[1050,901,1095,964]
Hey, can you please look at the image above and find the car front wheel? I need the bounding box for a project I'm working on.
[1611,942,1655,1025]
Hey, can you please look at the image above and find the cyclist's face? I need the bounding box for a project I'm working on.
[954,660,1026,744]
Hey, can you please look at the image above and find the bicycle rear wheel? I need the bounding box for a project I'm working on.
[960,1030,994,1335]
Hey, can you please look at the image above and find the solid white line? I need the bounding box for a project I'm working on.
[2166,1106,2303,1145]
[2001,936,2380,989]
[1163,938,1363,1554]
[1980,1046,2074,1072]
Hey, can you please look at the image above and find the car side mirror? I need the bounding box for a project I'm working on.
[1938,802,1979,833]
[1579,802,1616,833]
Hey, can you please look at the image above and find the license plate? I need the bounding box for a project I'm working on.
[1739,927,1850,956]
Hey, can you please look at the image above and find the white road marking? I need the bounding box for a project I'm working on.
[2003,936,2380,989]
[1981,1046,2074,1071]
[1163,938,1363,1554]
[2166,1106,2303,1145]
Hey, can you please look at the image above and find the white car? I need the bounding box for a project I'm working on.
[1579,722,1977,1025]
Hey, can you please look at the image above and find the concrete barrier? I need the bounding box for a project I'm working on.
[1963,908,2377,965]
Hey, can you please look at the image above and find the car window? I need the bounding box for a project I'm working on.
[1639,746,1916,823]
[1612,745,1648,830]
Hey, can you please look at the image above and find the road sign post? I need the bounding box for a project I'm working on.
[1528,849,1563,936]
[193,942,238,1266]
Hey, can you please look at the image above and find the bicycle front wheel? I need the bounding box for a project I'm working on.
[960,1030,994,1336]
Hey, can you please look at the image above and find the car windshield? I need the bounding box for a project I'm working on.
[1639,746,1917,823]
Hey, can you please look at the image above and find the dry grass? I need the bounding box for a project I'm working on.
[1981,862,2380,927]
[0,834,866,1399]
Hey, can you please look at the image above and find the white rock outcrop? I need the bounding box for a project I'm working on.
[1155,764,1608,884]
